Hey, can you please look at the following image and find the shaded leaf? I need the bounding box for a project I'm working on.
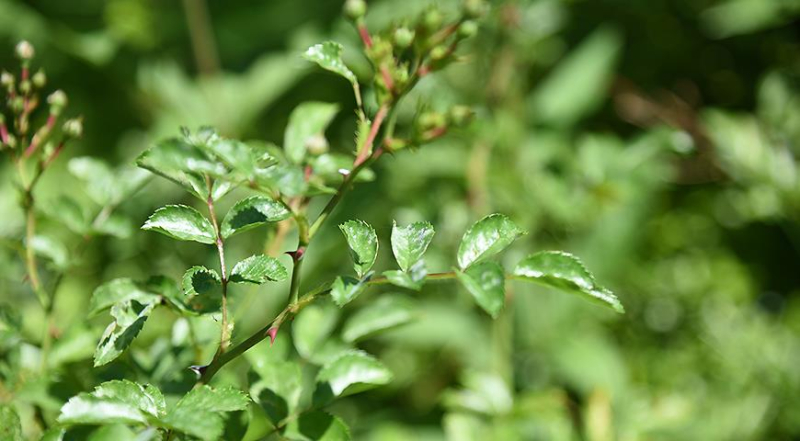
[31,235,68,270]
[284,102,339,164]
[343,295,416,342]
[136,138,219,199]
[513,251,624,313]
[316,350,392,397]
[391,221,435,272]
[293,302,340,361]
[89,277,177,317]
[250,361,302,426]
[142,205,216,244]
[330,275,368,307]
[41,195,90,235]
[339,219,378,278]
[221,196,291,238]
[284,410,351,441]
[160,386,249,441]
[457,214,525,269]
[457,261,505,318]
[94,299,157,366]
[0,404,22,441]
[383,260,427,291]
[182,266,222,314]
[230,254,288,284]
[303,41,357,85]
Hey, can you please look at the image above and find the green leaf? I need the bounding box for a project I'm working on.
[293,302,340,361]
[142,205,216,244]
[254,163,307,197]
[284,102,339,164]
[330,275,368,307]
[57,380,163,426]
[284,411,351,441]
[513,251,624,313]
[94,299,157,366]
[200,138,257,179]
[89,277,177,317]
[182,266,222,314]
[383,260,427,291]
[343,295,416,342]
[41,195,90,235]
[68,157,149,207]
[92,213,135,239]
[31,235,68,270]
[0,404,22,441]
[339,219,378,278]
[136,138,219,199]
[316,350,393,397]
[303,41,357,86]
[457,262,506,318]
[220,196,291,238]
[391,221,435,272]
[160,386,249,441]
[230,254,288,284]
[250,361,302,426]
[457,214,525,270]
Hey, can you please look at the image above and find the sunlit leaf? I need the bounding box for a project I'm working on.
[160,386,250,441]
[343,295,416,342]
[142,205,216,244]
[182,266,222,314]
[303,41,357,85]
[316,350,392,398]
[284,102,339,164]
[330,275,368,307]
[58,380,164,426]
[457,262,505,318]
[230,254,288,284]
[339,219,378,278]
[94,299,157,366]
[220,196,291,238]
[391,221,435,272]
[457,214,525,269]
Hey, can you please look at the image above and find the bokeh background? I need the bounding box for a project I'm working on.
[2,0,800,439]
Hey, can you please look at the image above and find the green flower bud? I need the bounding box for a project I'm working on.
[448,105,474,126]
[463,0,487,18]
[344,0,367,20]
[458,20,478,39]
[0,71,13,88]
[15,40,35,61]
[43,141,56,158]
[429,45,449,61]
[393,27,415,49]
[11,96,24,113]
[20,80,32,94]
[47,90,68,113]
[423,8,443,32]
[62,118,83,139]
[418,111,445,130]
[6,134,17,148]
[32,70,46,88]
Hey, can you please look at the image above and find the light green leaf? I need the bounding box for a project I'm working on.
[94,299,157,366]
[330,275,368,307]
[92,213,135,239]
[284,411,351,441]
[89,277,176,317]
[142,205,216,244]
[284,102,339,164]
[136,138,219,199]
[160,386,250,441]
[303,41,357,85]
[457,262,505,318]
[250,361,302,426]
[316,350,393,398]
[41,195,90,235]
[86,424,137,441]
[457,214,525,270]
[200,137,257,178]
[513,251,624,313]
[293,302,340,361]
[343,295,416,342]
[57,380,163,426]
[230,254,288,284]
[254,163,307,197]
[220,196,291,238]
[31,235,68,270]
[339,219,378,278]
[182,266,222,314]
[0,404,22,441]
[68,157,148,207]
[391,221,435,272]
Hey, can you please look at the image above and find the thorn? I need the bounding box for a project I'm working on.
[189,365,208,377]
[338,168,351,176]
[286,247,306,261]
[267,327,279,346]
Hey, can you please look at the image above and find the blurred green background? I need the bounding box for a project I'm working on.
[2,0,800,439]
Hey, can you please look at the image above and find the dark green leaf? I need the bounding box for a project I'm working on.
[58,380,163,426]
[457,214,525,269]
[330,275,368,307]
[303,41,358,85]
[343,295,416,342]
[160,386,249,441]
[142,205,216,244]
[220,196,291,238]
[391,221,435,272]
[0,404,22,441]
[316,350,392,397]
[182,266,222,314]
[339,219,378,278]
[513,251,624,313]
[284,410,351,441]
[230,254,288,284]
[457,262,506,318]
[284,102,339,164]
[94,299,157,366]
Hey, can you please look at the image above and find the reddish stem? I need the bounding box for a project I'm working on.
[24,114,55,157]
[358,24,373,49]
[355,105,388,167]
[0,123,8,144]
[380,65,395,93]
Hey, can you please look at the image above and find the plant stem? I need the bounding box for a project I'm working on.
[205,178,230,354]
[181,0,220,75]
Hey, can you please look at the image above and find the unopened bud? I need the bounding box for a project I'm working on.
[32,70,46,88]
[0,71,13,88]
[419,111,445,130]
[11,97,24,113]
[448,105,474,126]
[458,20,478,39]
[6,134,17,148]
[344,0,367,20]
[393,27,415,49]
[63,118,83,139]
[47,90,68,114]
[430,45,449,61]
[20,80,32,94]
[423,8,443,32]
[463,0,487,18]
[15,41,35,61]
[43,141,56,158]
[367,38,393,62]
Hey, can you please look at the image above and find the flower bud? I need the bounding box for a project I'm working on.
[429,45,449,61]
[463,0,487,18]
[393,27,415,49]
[43,141,56,158]
[15,40,35,61]
[32,70,46,88]
[344,0,367,20]
[423,8,443,32]
[5,134,17,148]
[458,20,478,39]
[11,96,24,113]
[20,80,32,94]
[448,105,474,126]
[63,118,83,139]
[418,111,445,130]
[47,90,68,114]
[0,71,13,88]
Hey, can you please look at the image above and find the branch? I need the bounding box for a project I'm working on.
[205,177,231,354]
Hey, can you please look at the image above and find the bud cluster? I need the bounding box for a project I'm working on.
[1,40,82,164]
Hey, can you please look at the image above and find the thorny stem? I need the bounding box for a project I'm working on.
[205,177,231,354]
